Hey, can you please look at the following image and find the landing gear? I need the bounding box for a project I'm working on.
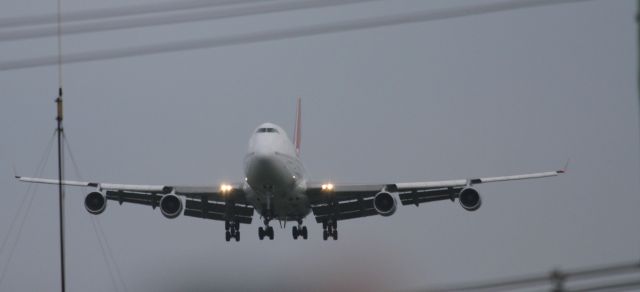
[322,219,338,240]
[292,220,308,240]
[225,220,240,242]
[258,219,274,240]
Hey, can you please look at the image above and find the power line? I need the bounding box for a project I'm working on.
[0,0,379,42]
[62,134,130,292]
[63,133,130,292]
[0,0,270,29]
[0,131,56,289]
[422,261,640,292]
[90,218,122,292]
[0,0,597,72]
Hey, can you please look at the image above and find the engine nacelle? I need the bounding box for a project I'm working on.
[160,194,183,219]
[373,192,397,216]
[458,188,482,211]
[85,192,107,215]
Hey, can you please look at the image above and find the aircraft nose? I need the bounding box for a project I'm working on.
[248,153,277,177]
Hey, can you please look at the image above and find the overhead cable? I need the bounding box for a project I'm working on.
[64,134,129,292]
[423,261,640,292]
[0,0,596,71]
[0,0,271,29]
[0,131,56,289]
[0,0,379,42]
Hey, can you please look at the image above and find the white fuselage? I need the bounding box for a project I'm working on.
[242,123,310,221]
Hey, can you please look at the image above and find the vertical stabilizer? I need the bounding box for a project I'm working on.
[294,97,302,155]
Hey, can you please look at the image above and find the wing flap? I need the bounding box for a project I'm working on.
[183,209,252,224]
[398,187,462,206]
[314,208,378,223]
[312,198,374,216]
[311,198,377,223]
[106,190,161,208]
[183,198,254,224]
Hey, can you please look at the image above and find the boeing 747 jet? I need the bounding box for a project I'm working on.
[17,99,565,241]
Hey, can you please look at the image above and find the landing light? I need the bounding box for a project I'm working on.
[321,183,334,191]
[220,184,233,193]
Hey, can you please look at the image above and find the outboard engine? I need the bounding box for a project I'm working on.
[85,192,107,215]
[160,194,183,219]
[373,192,397,216]
[458,188,482,211]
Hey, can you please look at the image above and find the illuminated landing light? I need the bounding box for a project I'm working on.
[321,183,334,191]
[220,184,233,193]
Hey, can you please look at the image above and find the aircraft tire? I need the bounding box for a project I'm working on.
[268,226,274,240]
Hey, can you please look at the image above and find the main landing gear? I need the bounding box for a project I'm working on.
[225,220,240,242]
[292,219,308,240]
[322,220,338,240]
[258,219,274,240]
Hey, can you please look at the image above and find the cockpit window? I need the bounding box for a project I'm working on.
[257,127,278,133]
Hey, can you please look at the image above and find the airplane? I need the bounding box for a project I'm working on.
[16,98,565,242]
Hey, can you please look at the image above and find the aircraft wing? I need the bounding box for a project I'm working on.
[306,168,565,223]
[15,176,254,224]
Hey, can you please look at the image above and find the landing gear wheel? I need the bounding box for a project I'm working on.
[225,231,231,242]
[323,230,328,240]
[267,226,274,240]
[302,226,308,239]
[258,227,265,240]
[292,226,299,239]
[235,231,240,242]
[332,229,338,240]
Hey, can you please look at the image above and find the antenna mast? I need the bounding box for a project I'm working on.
[55,0,66,289]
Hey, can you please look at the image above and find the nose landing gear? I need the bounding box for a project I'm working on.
[225,220,240,242]
[258,219,274,240]
[322,220,338,240]
[292,219,308,240]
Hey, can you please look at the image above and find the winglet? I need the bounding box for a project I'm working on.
[293,97,302,156]
[557,159,570,174]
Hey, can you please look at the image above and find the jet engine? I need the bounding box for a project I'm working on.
[458,188,482,211]
[160,194,183,219]
[373,192,397,216]
[85,192,107,215]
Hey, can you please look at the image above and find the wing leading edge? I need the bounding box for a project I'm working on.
[307,167,565,223]
[15,176,254,224]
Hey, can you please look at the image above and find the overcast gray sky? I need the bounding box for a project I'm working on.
[0,0,638,291]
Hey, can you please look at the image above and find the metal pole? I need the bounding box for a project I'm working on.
[56,89,66,292]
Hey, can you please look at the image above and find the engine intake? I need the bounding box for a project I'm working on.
[373,192,397,216]
[458,188,482,211]
[85,192,106,215]
[160,194,183,219]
